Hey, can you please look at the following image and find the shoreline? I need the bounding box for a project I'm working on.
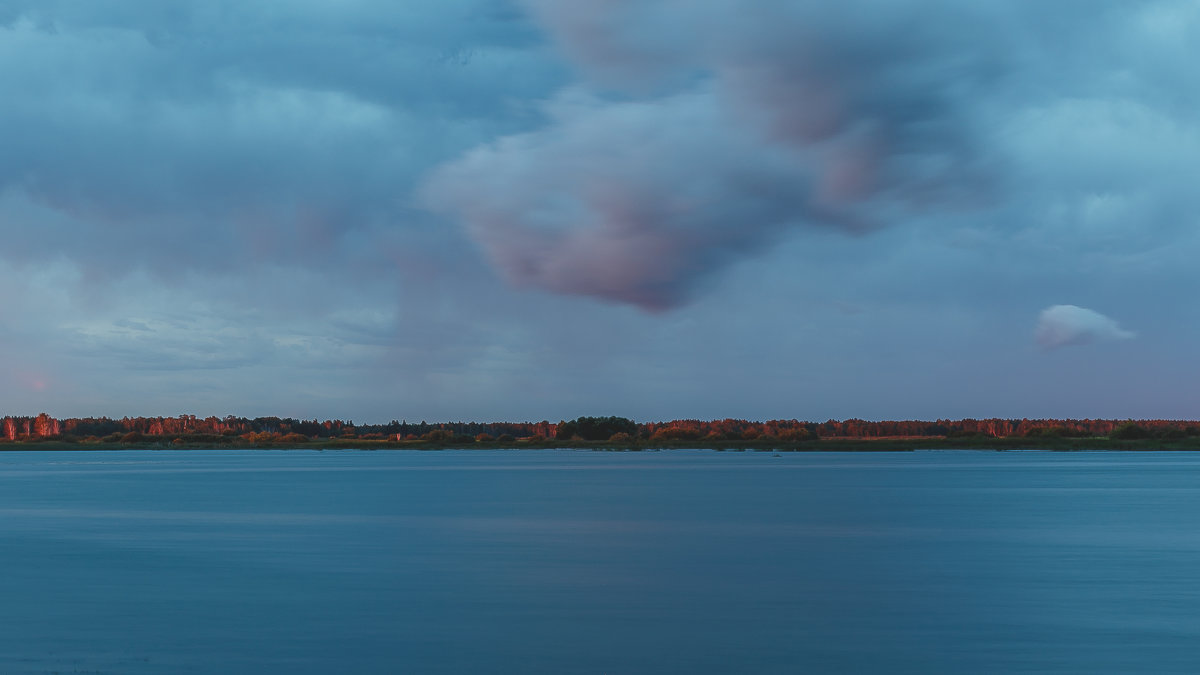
[1,437,1198,452]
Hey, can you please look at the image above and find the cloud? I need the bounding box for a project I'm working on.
[2,0,1200,421]
[424,0,1009,310]
[425,1,1200,313]
[0,1,564,282]
[422,88,837,310]
[1035,305,1134,350]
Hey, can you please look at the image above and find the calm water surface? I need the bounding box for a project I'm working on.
[2,449,1200,674]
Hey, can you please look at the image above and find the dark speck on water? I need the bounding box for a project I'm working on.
[2,449,1199,674]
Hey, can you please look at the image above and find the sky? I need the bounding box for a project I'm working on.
[0,0,1197,423]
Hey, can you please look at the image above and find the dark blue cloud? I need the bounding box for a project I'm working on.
[0,0,565,280]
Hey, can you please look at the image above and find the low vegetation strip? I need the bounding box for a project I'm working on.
[0,417,1197,451]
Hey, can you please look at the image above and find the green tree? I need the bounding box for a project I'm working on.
[1110,423,1149,440]
[557,416,638,441]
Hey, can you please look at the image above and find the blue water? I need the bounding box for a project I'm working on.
[2,449,1200,674]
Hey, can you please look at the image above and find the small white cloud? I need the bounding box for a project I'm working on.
[1035,304,1135,350]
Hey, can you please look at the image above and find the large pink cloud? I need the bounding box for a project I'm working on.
[423,0,998,310]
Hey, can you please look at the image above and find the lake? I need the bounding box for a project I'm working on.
[2,449,1199,673]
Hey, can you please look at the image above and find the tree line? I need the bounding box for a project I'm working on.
[3,413,1199,443]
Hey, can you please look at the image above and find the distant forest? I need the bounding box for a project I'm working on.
[3,413,1197,445]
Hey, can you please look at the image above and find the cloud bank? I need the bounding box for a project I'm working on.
[1035,305,1134,350]
[1,1,1199,420]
